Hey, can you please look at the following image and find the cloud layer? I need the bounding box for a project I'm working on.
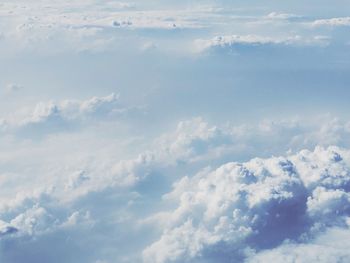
[1,111,350,262]
[0,0,350,55]
[1,1,350,262]
[143,146,350,263]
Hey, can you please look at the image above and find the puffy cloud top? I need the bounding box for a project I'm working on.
[0,93,123,135]
[143,146,350,263]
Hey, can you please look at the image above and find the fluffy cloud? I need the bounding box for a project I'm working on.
[247,227,350,263]
[93,116,350,200]
[265,12,302,21]
[0,1,349,263]
[312,17,350,27]
[143,146,350,263]
[1,0,347,54]
[194,34,330,53]
[0,220,18,237]
[1,114,350,262]
[5,83,24,93]
[0,93,125,134]
[27,93,120,122]
[0,1,211,53]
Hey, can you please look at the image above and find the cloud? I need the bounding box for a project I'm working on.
[0,2,349,263]
[1,115,350,263]
[0,220,18,237]
[247,227,350,263]
[9,205,57,235]
[312,17,350,27]
[143,146,350,263]
[0,0,348,55]
[88,115,350,199]
[194,34,330,53]
[0,1,211,54]
[5,83,24,93]
[0,93,126,135]
[0,115,349,262]
[265,12,302,21]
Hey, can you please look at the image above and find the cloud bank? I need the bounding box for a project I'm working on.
[143,146,350,263]
[194,34,330,53]
[0,93,127,135]
[1,1,349,262]
[1,112,350,262]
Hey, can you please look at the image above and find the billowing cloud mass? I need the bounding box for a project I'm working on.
[1,113,350,262]
[247,227,350,263]
[1,0,350,262]
[143,146,350,262]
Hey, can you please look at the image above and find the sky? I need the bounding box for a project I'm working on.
[0,1,350,263]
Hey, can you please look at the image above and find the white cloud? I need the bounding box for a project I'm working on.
[0,1,212,53]
[265,12,302,20]
[143,146,350,263]
[194,34,330,53]
[1,115,350,262]
[0,2,349,263]
[5,83,23,93]
[0,93,124,134]
[307,187,350,224]
[312,17,350,27]
[0,0,345,54]
[10,204,57,235]
[0,220,18,237]
[247,227,350,263]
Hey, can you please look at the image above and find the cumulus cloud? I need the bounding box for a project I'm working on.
[194,34,330,53]
[0,0,346,54]
[0,220,18,237]
[1,114,350,262]
[27,93,120,122]
[0,0,212,54]
[0,93,127,135]
[109,118,232,188]
[312,17,350,27]
[5,83,24,93]
[143,146,350,263]
[85,116,350,194]
[247,227,350,263]
[265,12,302,21]
[0,1,349,263]
[9,205,57,235]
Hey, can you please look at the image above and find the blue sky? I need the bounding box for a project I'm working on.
[1,1,350,263]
